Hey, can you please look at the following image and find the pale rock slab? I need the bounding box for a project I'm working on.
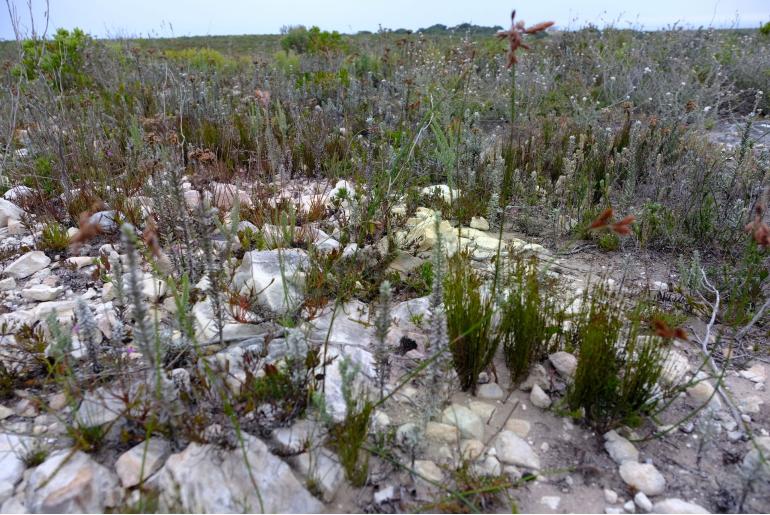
[441,404,484,440]
[115,438,171,488]
[3,251,50,279]
[157,434,323,513]
[619,462,666,496]
[24,450,121,513]
[494,430,540,470]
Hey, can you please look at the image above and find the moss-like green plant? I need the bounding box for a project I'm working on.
[38,222,70,252]
[443,252,498,393]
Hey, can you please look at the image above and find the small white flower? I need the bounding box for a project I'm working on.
[610,76,616,81]
[703,106,712,113]
[643,67,652,74]
[680,81,686,86]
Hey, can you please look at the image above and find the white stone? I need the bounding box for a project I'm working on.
[374,485,395,504]
[271,419,321,455]
[635,492,653,513]
[0,481,13,504]
[414,460,443,483]
[460,439,485,461]
[290,447,345,502]
[467,400,496,421]
[6,219,25,236]
[652,498,710,513]
[477,382,505,400]
[739,363,766,383]
[0,199,24,227]
[157,434,322,513]
[687,381,721,409]
[3,186,34,203]
[0,451,24,488]
[494,430,540,469]
[421,184,460,203]
[504,418,531,438]
[541,496,561,510]
[470,216,490,231]
[549,351,578,378]
[232,249,307,314]
[661,351,691,386]
[604,488,619,504]
[604,430,639,464]
[88,210,118,232]
[441,404,484,440]
[624,500,636,512]
[0,277,15,291]
[530,384,551,408]
[24,450,121,512]
[20,284,63,302]
[3,251,50,279]
[115,438,170,488]
[520,364,550,391]
[741,435,770,480]
[425,422,460,444]
[619,462,666,496]
[66,256,94,269]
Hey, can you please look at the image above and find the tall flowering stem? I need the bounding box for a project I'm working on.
[492,10,554,299]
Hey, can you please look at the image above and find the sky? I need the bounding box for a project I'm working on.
[1,0,768,40]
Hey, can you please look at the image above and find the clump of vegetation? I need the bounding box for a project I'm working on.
[327,357,373,487]
[499,257,561,382]
[13,27,90,89]
[38,221,71,252]
[280,25,349,55]
[566,285,670,430]
[443,252,498,393]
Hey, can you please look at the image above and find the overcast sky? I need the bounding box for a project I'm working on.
[1,0,768,40]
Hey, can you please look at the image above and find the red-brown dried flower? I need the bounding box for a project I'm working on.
[745,194,770,247]
[497,11,554,67]
[589,208,636,236]
[652,318,689,342]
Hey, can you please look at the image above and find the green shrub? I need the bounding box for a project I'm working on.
[281,25,349,55]
[14,28,90,89]
[444,252,498,393]
[597,232,620,252]
[38,222,71,252]
[164,47,238,72]
[499,257,561,383]
[760,21,770,37]
[567,285,669,430]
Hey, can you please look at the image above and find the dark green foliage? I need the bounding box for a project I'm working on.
[499,258,561,383]
[443,252,498,393]
[597,232,620,252]
[567,285,669,430]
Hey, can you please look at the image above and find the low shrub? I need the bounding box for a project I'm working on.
[567,285,670,430]
[443,252,498,393]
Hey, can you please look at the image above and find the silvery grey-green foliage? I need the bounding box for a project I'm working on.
[75,298,101,374]
[373,280,392,400]
[121,224,156,370]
